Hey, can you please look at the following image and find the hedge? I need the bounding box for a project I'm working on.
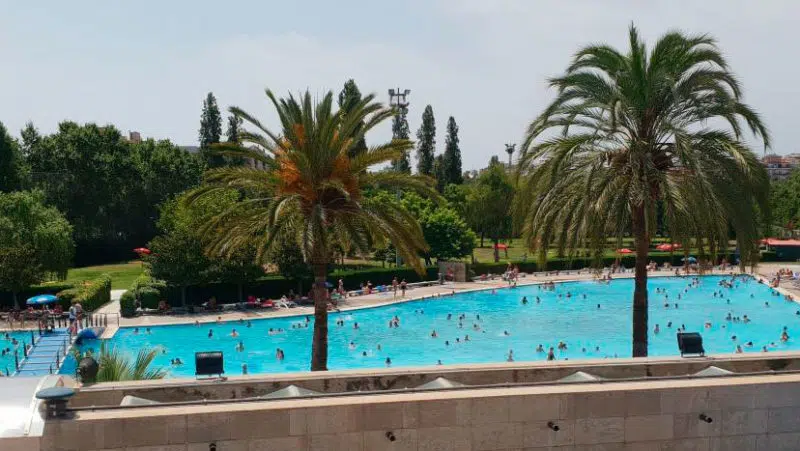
[56,274,112,312]
[138,286,161,310]
[120,290,136,317]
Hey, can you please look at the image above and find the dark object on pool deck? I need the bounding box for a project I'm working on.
[677,332,705,357]
[36,387,76,418]
[78,356,99,383]
[195,351,224,378]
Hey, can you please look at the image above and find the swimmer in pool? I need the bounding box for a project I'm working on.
[208,329,213,338]
[235,341,244,352]
[536,344,544,352]
[547,347,556,361]
[507,350,514,362]
[522,297,528,305]
[735,345,743,353]
[385,357,392,367]
[654,324,660,334]
[231,329,239,337]
[431,330,437,338]
[504,330,510,336]
[349,341,356,350]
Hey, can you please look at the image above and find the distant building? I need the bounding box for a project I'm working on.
[128,131,142,143]
[762,153,799,181]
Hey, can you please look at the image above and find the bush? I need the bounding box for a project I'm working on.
[56,274,112,312]
[0,282,76,309]
[138,286,161,310]
[119,290,136,317]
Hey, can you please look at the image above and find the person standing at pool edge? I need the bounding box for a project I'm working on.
[400,279,407,297]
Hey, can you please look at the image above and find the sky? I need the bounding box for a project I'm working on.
[1,0,797,169]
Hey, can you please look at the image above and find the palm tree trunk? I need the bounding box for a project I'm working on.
[12,291,18,310]
[631,205,649,358]
[237,282,243,302]
[493,237,500,263]
[310,263,329,371]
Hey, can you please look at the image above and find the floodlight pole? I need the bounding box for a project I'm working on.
[388,87,411,268]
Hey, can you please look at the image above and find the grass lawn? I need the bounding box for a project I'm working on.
[65,261,144,290]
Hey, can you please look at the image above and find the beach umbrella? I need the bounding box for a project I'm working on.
[133,247,151,255]
[494,243,508,250]
[682,256,697,263]
[655,244,671,251]
[617,248,634,254]
[26,294,59,306]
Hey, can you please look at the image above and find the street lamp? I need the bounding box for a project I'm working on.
[388,87,411,268]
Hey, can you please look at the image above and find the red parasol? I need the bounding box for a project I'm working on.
[133,247,151,255]
[617,248,634,254]
[494,243,509,250]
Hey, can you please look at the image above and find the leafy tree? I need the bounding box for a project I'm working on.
[337,79,368,158]
[442,116,463,185]
[467,160,513,261]
[19,121,41,158]
[0,121,27,192]
[391,101,412,173]
[0,191,74,308]
[225,114,243,143]
[267,232,312,293]
[199,92,223,167]
[147,228,211,307]
[189,89,437,371]
[25,123,202,265]
[443,183,468,217]
[770,168,800,231]
[215,246,265,302]
[515,25,769,357]
[418,208,476,264]
[416,105,436,175]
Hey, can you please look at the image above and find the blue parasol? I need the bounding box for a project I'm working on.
[682,256,697,263]
[26,294,59,306]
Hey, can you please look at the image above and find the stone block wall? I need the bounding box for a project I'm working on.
[34,373,800,451]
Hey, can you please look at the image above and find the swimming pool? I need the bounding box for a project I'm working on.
[0,330,34,376]
[65,275,799,378]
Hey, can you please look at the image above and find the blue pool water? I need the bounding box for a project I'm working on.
[0,330,35,376]
[66,275,800,378]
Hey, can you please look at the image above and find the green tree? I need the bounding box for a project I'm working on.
[418,208,476,264]
[391,102,412,173]
[337,79,368,158]
[770,168,800,231]
[190,89,437,371]
[442,116,463,185]
[515,25,770,358]
[467,160,513,261]
[19,122,41,158]
[0,121,27,192]
[25,123,202,265]
[0,191,74,308]
[416,105,436,176]
[267,232,312,294]
[433,154,446,192]
[199,92,224,167]
[226,114,243,143]
[214,246,265,302]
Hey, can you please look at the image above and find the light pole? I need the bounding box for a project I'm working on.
[388,88,411,267]
[505,143,516,168]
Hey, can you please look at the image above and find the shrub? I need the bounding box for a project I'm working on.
[119,290,136,317]
[138,286,161,310]
[56,274,112,312]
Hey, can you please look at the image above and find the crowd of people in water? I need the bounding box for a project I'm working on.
[113,267,800,375]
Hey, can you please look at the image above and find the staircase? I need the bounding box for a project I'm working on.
[15,328,72,377]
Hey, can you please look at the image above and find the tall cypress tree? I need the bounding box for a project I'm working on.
[391,106,411,173]
[442,116,463,185]
[433,154,446,192]
[199,92,223,167]
[225,114,243,143]
[337,79,368,158]
[416,105,436,176]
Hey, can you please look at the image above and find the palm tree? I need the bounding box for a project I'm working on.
[515,25,769,358]
[189,89,437,371]
[73,342,167,382]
